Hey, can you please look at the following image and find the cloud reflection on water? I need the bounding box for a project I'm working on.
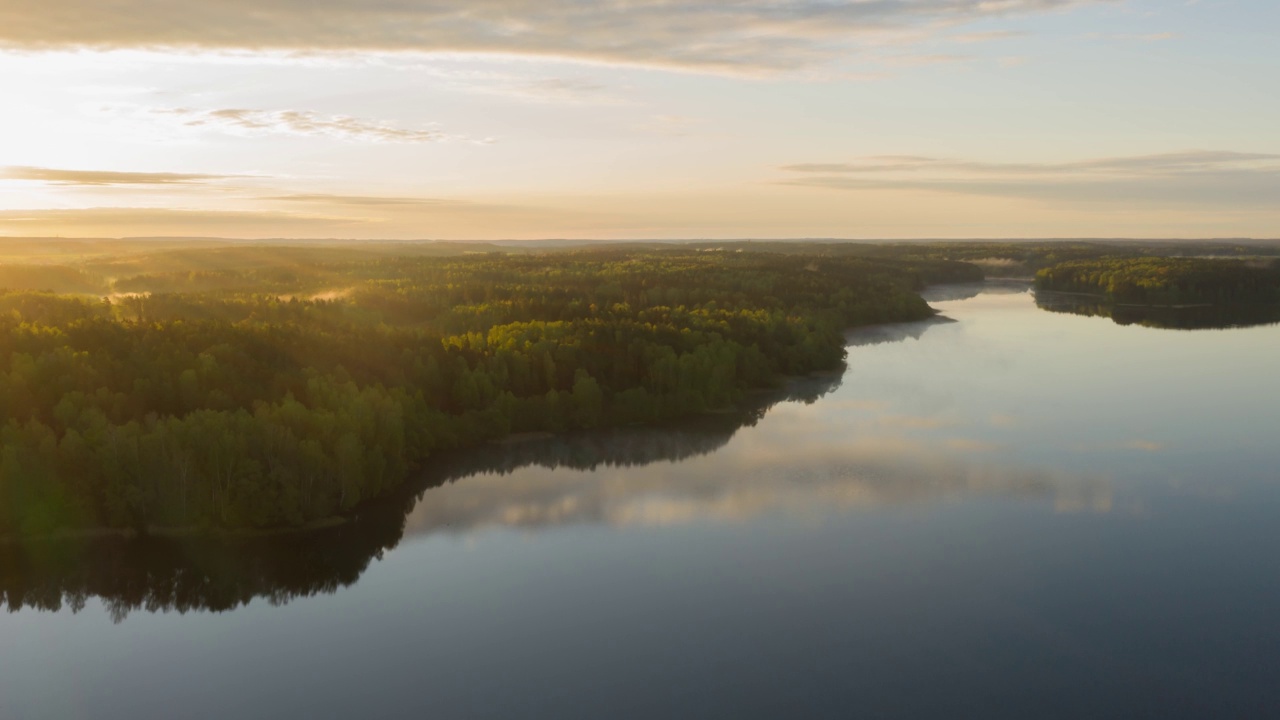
[402,392,1112,539]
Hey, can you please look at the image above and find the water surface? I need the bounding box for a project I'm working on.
[3,284,1279,719]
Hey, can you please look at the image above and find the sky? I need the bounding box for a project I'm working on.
[0,0,1277,240]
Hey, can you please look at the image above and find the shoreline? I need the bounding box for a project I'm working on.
[0,369,853,545]
[0,289,960,546]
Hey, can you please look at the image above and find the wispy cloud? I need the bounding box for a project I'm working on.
[0,197,604,239]
[267,194,467,207]
[1085,31,1178,42]
[369,60,624,103]
[784,151,1280,176]
[151,108,490,144]
[781,151,1280,205]
[633,114,706,136]
[949,30,1028,43]
[473,76,617,104]
[0,0,1114,73]
[2,166,240,186]
[0,207,365,231]
[259,192,571,222]
[945,438,1003,452]
[876,53,969,68]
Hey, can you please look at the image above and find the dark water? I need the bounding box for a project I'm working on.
[3,283,1280,719]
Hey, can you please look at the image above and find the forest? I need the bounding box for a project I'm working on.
[5,238,1277,539]
[0,375,841,619]
[0,245,979,537]
[685,240,1280,278]
[1034,256,1280,304]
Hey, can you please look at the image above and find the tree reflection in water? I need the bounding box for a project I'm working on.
[0,374,843,621]
[1036,293,1280,330]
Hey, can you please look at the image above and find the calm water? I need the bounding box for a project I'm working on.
[3,283,1280,719]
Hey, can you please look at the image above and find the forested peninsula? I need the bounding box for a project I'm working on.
[0,379,842,618]
[5,239,1277,539]
[1035,256,1280,304]
[0,246,978,537]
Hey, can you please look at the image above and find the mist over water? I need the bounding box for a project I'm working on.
[3,284,1279,719]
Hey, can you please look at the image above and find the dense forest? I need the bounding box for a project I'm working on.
[0,376,841,619]
[4,238,1278,294]
[1034,257,1280,304]
[684,240,1280,278]
[0,246,979,537]
[4,238,1277,539]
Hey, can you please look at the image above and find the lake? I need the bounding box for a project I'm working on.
[3,282,1279,719]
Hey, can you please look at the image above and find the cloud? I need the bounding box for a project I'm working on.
[0,191,610,240]
[1086,31,1178,42]
[989,414,1019,428]
[0,0,1113,72]
[486,77,616,104]
[783,150,1280,175]
[2,166,239,186]
[260,193,551,218]
[780,150,1280,205]
[0,207,366,233]
[151,107,488,144]
[268,194,466,207]
[949,30,1028,43]
[360,60,622,103]
[633,114,706,136]
[945,438,1003,452]
[876,53,970,68]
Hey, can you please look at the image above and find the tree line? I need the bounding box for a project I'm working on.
[1035,257,1280,305]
